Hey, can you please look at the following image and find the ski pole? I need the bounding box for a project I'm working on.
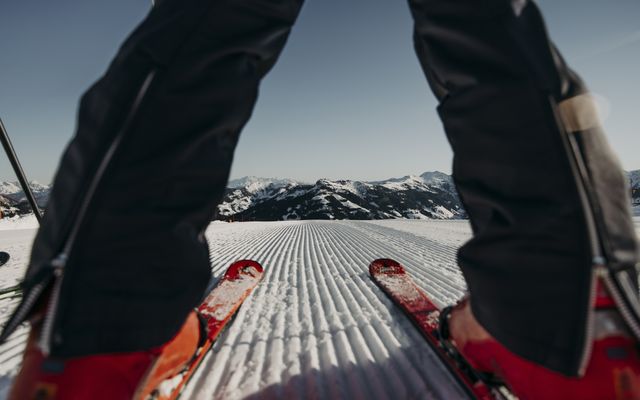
[0,118,43,223]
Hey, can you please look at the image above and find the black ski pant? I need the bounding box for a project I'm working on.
[3,0,638,377]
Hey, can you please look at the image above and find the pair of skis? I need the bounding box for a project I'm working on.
[153,258,506,400]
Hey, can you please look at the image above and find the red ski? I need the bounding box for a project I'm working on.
[369,258,509,400]
[152,259,264,400]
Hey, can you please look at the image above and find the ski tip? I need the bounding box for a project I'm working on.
[369,258,404,276]
[226,259,263,280]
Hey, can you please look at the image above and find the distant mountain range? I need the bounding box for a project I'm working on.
[631,170,640,216]
[0,181,49,217]
[221,170,640,220]
[219,172,464,221]
[1,170,639,220]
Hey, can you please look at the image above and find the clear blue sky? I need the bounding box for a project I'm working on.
[1,0,639,184]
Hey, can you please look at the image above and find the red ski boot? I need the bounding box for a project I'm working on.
[444,283,640,400]
[9,311,202,400]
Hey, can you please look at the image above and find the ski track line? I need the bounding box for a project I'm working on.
[357,221,467,300]
[258,223,308,398]
[252,228,294,398]
[312,222,465,399]
[350,221,465,284]
[187,223,298,399]
[302,222,347,400]
[244,223,345,400]
[308,223,419,400]
[236,223,325,400]
[207,223,281,273]
[305,224,374,400]
[0,221,473,400]
[352,221,463,268]
[365,220,472,248]
[280,224,305,399]
[311,223,437,399]
[184,221,470,400]
[201,223,310,399]
[354,223,461,263]
[291,223,321,400]
[334,221,465,306]
[303,222,466,399]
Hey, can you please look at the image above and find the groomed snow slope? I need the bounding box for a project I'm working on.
[182,220,469,400]
[1,218,639,399]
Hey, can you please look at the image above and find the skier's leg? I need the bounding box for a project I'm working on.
[407,0,639,378]
[4,0,303,396]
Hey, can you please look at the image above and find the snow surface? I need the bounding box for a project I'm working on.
[0,182,22,195]
[182,220,472,399]
[227,177,301,192]
[368,171,452,193]
[0,218,639,399]
[0,215,39,231]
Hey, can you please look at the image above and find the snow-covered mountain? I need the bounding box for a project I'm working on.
[0,181,22,195]
[0,181,50,217]
[628,170,640,215]
[628,170,640,189]
[1,169,637,220]
[219,169,640,221]
[219,177,302,216]
[0,180,50,201]
[217,172,465,221]
[227,176,301,191]
[0,180,49,195]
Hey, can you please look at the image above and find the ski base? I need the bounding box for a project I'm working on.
[151,259,263,400]
[369,258,509,400]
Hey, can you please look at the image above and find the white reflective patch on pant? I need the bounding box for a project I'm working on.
[558,93,602,133]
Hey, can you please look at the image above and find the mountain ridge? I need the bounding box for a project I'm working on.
[217,170,640,221]
[1,170,638,220]
[218,171,463,221]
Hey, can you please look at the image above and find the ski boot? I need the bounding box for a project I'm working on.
[9,310,202,400]
[441,282,640,400]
